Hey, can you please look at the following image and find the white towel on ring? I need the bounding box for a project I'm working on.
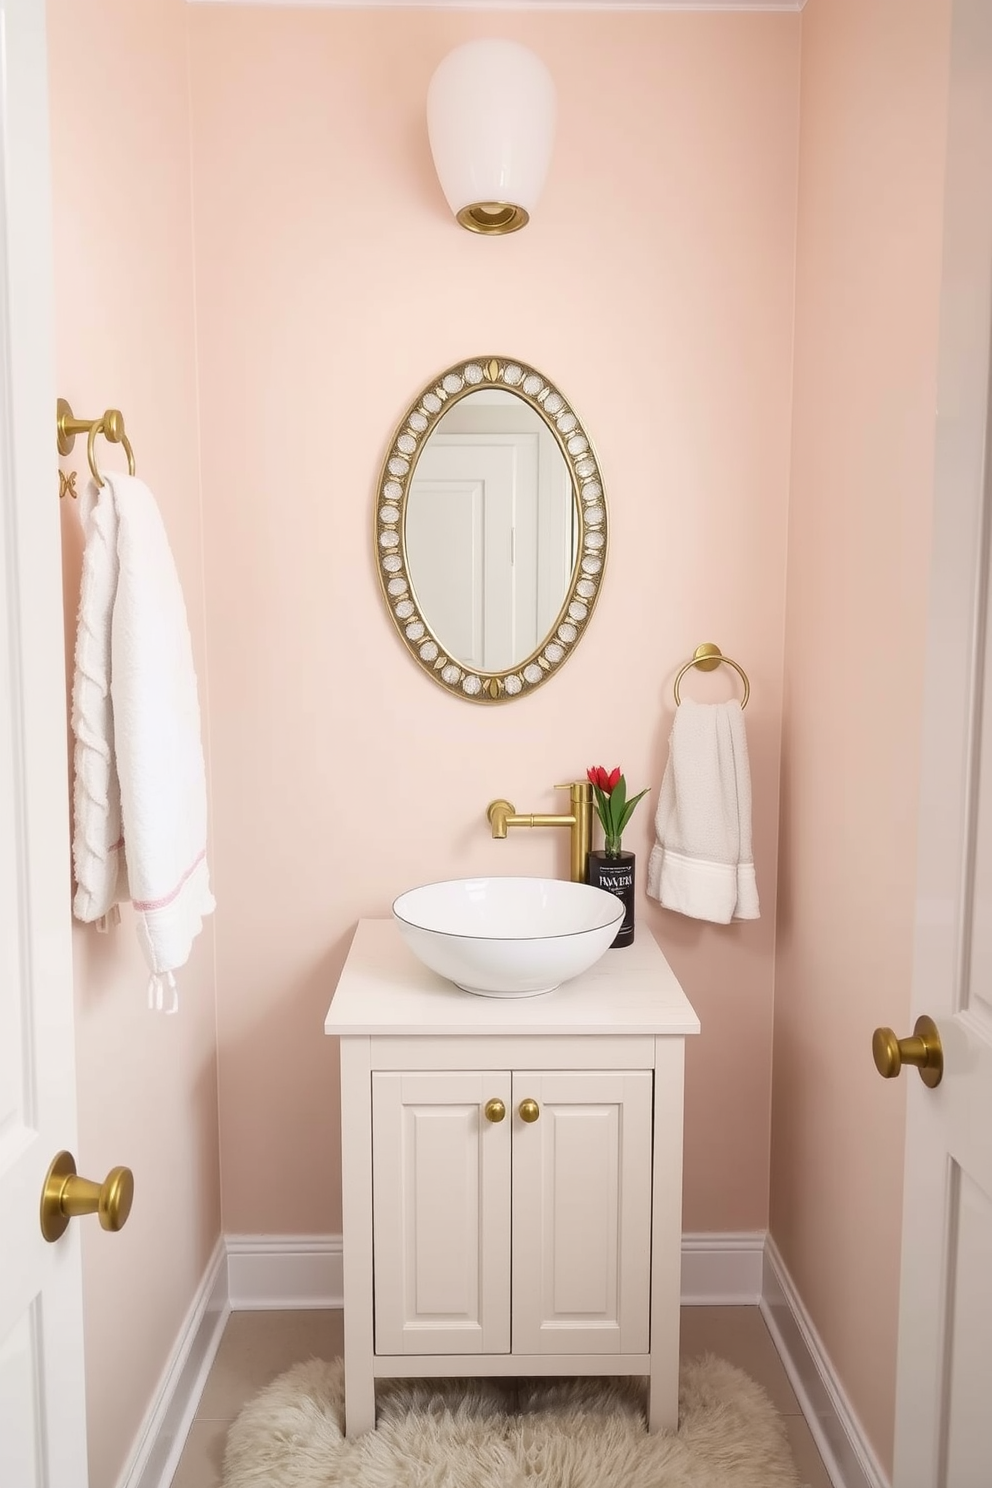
[71,471,215,1010]
[646,698,759,923]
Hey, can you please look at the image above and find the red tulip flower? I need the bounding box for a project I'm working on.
[586,765,649,859]
[587,765,622,794]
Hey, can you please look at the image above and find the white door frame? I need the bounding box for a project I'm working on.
[893,0,992,1478]
[0,0,88,1479]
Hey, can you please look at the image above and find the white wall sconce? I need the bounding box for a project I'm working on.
[427,40,557,236]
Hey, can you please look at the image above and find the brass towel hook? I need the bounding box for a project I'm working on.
[57,397,135,490]
[673,643,750,709]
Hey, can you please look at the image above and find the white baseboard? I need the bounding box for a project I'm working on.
[126,1230,880,1488]
[761,1236,889,1488]
[680,1230,765,1304]
[224,1231,763,1311]
[116,1235,229,1488]
[226,1233,344,1309]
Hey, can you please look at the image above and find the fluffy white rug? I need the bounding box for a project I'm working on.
[222,1355,803,1487]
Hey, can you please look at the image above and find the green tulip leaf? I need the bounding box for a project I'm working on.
[591,783,611,834]
[616,788,650,835]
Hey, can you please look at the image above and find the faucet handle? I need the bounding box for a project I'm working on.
[555,780,593,796]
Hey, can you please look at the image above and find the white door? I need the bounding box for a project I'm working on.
[405,443,519,671]
[510,1071,653,1356]
[371,1071,511,1355]
[406,419,574,673]
[0,0,88,1480]
[891,1,992,1481]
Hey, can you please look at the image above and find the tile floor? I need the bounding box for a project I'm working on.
[170,1306,833,1487]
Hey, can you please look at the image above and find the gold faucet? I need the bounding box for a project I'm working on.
[486,781,594,884]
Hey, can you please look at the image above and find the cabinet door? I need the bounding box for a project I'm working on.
[511,1070,653,1355]
[372,1071,511,1355]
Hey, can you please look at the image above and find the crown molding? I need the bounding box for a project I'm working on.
[187,1,807,12]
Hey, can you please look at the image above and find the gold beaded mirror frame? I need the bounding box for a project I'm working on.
[375,357,608,703]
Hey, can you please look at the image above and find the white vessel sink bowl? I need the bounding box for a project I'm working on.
[392,876,624,998]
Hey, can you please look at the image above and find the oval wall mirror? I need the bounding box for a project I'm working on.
[375,357,608,703]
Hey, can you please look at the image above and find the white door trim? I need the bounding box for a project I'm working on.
[892,0,992,1480]
[0,0,87,1480]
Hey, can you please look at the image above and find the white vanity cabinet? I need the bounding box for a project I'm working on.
[325,919,700,1439]
[371,1066,653,1359]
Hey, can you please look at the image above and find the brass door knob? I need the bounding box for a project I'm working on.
[40,1150,134,1243]
[518,1098,540,1123]
[872,1015,943,1089]
[484,1098,506,1123]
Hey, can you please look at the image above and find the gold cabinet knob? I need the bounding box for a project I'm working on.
[518,1098,540,1123]
[484,1098,506,1123]
[40,1150,134,1243]
[872,1014,943,1089]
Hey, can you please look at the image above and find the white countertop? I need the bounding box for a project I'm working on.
[324,919,700,1038]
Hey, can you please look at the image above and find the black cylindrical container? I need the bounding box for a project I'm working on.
[586,850,636,948]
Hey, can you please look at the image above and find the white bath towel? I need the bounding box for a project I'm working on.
[71,471,215,1011]
[646,698,759,923]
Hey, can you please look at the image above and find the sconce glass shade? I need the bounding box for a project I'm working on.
[427,40,556,235]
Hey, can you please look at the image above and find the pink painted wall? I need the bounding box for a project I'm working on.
[770,0,951,1470]
[47,4,221,1485]
[186,6,799,1237]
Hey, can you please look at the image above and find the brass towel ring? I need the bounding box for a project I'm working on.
[87,411,135,487]
[57,398,135,490]
[673,643,750,709]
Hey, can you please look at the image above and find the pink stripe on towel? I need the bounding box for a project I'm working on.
[132,850,206,912]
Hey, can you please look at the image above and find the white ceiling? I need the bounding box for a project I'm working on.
[189,1,806,11]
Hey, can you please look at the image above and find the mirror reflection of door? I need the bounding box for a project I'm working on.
[405,391,576,673]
